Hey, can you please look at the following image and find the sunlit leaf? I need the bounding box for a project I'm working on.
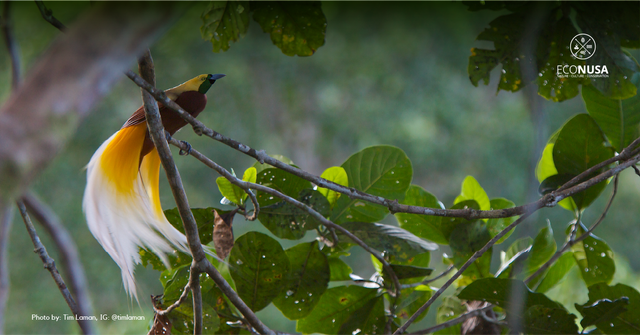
[317,166,348,208]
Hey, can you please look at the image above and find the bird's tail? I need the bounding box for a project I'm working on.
[83,123,214,301]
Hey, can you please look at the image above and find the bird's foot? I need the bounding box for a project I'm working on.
[164,131,172,142]
[179,141,192,156]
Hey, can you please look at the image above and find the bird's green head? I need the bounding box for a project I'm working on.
[198,73,226,94]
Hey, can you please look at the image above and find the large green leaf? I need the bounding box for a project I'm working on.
[395,185,447,245]
[486,198,516,244]
[332,145,413,223]
[167,298,220,335]
[496,237,532,279]
[338,295,386,335]
[317,166,348,208]
[336,221,437,263]
[458,278,564,311]
[327,256,352,281]
[439,200,480,243]
[395,286,433,324]
[572,227,615,287]
[200,1,250,53]
[576,298,629,329]
[583,77,640,152]
[296,285,379,334]
[577,283,640,334]
[525,221,557,277]
[258,189,330,240]
[273,241,330,320]
[523,305,579,335]
[252,1,326,57]
[202,285,240,335]
[454,175,490,211]
[552,114,614,210]
[229,232,289,311]
[449,220,492,280]
[535,252,576,293]
[535,138,577,212]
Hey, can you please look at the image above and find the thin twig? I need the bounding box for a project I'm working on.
[34,0,66,31]
[1,1,20,90]
[407,304,494,335]
[525,175,619,285]
[16,202,79,312]
[169,138,403,299]
[20,195,96,334]
[191,263,203,335]
[155,282,192,316]
[401,265,454,289]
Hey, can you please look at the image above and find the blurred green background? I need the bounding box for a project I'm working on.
[1,2,639,334]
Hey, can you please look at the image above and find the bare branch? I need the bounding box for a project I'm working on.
[21,193,95,333]
[34,0,66,31]
[191,263,203,335]
[525,175,620,285]
[407,304,494,335]
[16,202,84,325]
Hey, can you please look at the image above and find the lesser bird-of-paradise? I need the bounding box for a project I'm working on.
[83,74,225,300]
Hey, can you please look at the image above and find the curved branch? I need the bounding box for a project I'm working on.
[408,304,494,335]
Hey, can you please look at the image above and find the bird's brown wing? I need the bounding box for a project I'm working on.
[122,105,147,128]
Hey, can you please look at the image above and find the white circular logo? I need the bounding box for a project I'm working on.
[570,33,596,60]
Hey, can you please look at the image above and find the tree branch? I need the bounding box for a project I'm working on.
[20,193,95,333]
[407,304,494,335]
[525,175,619,285]
[34,0,66,31]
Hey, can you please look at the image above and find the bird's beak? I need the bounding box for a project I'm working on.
[209,74,226,82]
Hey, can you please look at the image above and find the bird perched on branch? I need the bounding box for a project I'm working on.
[83,74,225,300]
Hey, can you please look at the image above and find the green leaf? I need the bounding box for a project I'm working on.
[252,1,326,57]
[385,264,433,280]
[496,237,532,279]
[434,296,467,335]
[535,252,576,293]
[229,232,289,311]
[336,221,437,263]
[200,1,250,53]
[536,17,586,102]
[583,77,640,152]
[258,189,330,240]
[255,168,312,207]
[439,200,480,244]
[458,278,564,311]
[273,241,330,320]
[296,285,379,334]
[164,207,217,245]
[162,264,190,301]
[535,139,577,212]
[202,285,239,335]
[395,185,447,244]
[468,12,529,92]
[338,295,386,335]
[486,198,516,244]
[449,220,492,280]
[395,286,433,323]
[332,145,413,223]
[525,221,557,277]
[454,175,490,211]
[216,168,254,206]
[577,283,640,334]
[571,227,615,287]
[328,256,352,281]
[523,305,579,335]
[317,166,348,208]
[576,298,629,329]
[553,114,614,210]
[168,298,220,335]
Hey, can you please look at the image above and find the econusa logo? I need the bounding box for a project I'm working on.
[556,33,609,78]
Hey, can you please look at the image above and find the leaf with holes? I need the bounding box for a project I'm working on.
[258,189,330,240]
[229,232,289,311]
[576,297,629,329]
[396,185,447,244]
[200,1,250,53]
[332,145,413,224]
[523,305,579,335]
[273,241,329,320]
[572,227,615,287]
[338,295,386,335]
[296,285,379,334]
[252,1,326,57]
